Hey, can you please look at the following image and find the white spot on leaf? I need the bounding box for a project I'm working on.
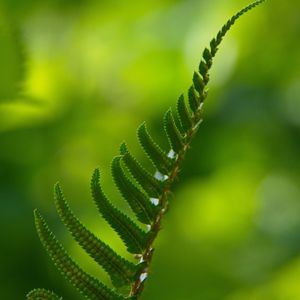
[167,149,176,159]
[139,272,148,282]
[154,171,168,182]
[150,198,159,206]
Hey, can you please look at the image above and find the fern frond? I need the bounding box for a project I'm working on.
[26,289,63,300]
[199,60,209,84]
[120,143,163,198]
[137,123,173,175]
[54,183,139,288]
[29,1,266,299]
[164,109,184,154]
[34,209,125,300]
[192,72,205,96]
[91,168,150,254]
[188,86,200,113]
[176,94,193,133]
[128,1,266,296]
[202,48,213,68]
[112,157,157,224]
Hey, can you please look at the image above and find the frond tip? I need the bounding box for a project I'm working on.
[26,289,62,300]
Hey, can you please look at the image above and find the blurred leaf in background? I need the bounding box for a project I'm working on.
[0,0,299,299]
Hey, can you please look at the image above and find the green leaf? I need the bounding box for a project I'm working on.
[188,86,199,113]
[210,37,218,56]
[91,168,150,254]
[192,72,205,95]
[29,1,267,298]
[199,61,209,83]
[202,48,212,66]
[177,94,193,133]
[34,210,125,300]
[54,184,138,288]
[112,156,158,224]
[216,31,223,44]
[120,143,163,198]
[26,289,63,300]
[164,109,184,153]
[137,122,173,175]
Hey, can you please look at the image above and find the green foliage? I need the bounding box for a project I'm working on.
[28,1,266,299]
[120,143,163,198]
[111,156,157,225]
[188,86,200,113]
[91,168,150,254]
[177,94,193,133]
[26,289,62,300]
[33,210,127,300]
[164,109,184,153]
[54,183,140,288]
[137,122,173,174]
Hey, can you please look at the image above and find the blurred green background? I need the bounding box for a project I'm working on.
[1,0,300,299]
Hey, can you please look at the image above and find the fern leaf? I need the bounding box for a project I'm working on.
[34,210,125,300]
[29,1,266,298]
[137,122,173,175]
[210,38,218,56]
[26,289,63,300]
[199,60,209,84]
[202,48,212,68]
[91,168,150,254]
[192,72,205,95]
[164,109,184,153]
[120,143,163,198]
[112,157,157,224]
[188,86,199,113]
[176,94,193,133]
[54,183,139,287]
